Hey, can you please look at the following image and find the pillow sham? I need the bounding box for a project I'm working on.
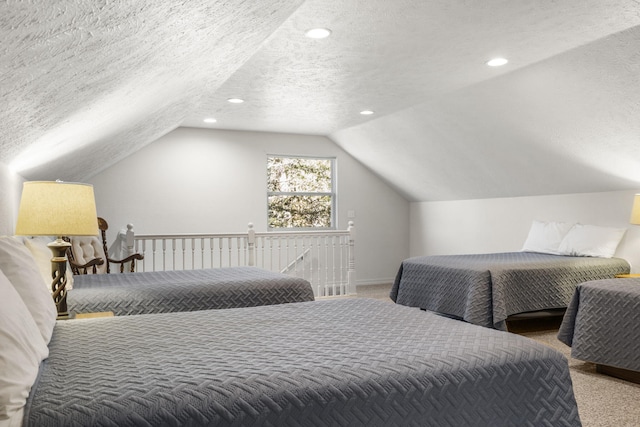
[0,237,58,343]
[558,224,626,258]
[0,269,49,424]
[521,220,574,255]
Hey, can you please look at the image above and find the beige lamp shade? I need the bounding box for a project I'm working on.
[631,194,640,225]
[15,181,99,236]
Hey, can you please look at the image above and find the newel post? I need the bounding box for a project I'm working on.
[347,221,356,295]
[126,223,135,256]
[247,223,255,267]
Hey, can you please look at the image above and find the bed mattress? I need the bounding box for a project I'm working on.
[24,299,581,426]
[391,252,629,330]
[558,278,640,372]
[67,266,314,315]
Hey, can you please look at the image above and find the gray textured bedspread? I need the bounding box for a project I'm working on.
[24,299,581,427]
[68,266,314,315]
[558,278,640,371]
[391,252,629,330]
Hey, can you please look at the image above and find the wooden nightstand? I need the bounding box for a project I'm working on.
[74,311,114,319]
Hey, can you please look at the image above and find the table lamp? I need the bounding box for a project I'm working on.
[15,181,98,319]
[631,194,640,225]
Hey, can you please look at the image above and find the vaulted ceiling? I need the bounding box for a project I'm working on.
[3,0,640,201]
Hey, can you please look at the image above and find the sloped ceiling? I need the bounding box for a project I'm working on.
[1,0,304,181]
[2,0,640,201]
[333,24,640,200]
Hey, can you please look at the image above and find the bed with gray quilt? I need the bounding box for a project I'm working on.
[391,252,630,330]
[23,298,581,427]
[67,266,314,316]
[558,278,640,374]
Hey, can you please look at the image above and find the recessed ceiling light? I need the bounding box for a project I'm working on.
[360,110,374,115]
[227,98,244,104]
[305,28,332,39]
[203,118,217,123]
[486,57,508,67]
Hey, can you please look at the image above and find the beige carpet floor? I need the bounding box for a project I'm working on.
[356,284,640,427]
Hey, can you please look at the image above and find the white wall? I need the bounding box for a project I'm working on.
[0,162,24,236]
[89,127,410,285]
[410,190,640,272]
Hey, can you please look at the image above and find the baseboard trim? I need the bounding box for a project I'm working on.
[355,278,394,287]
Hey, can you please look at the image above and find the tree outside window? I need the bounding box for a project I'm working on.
[267,156,335,229]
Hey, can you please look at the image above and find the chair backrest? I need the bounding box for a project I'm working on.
[68,217,141,274]
[97,217,111,272]
[68,236,108,274]
[68,217,110,274]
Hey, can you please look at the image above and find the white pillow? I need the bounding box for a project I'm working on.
[0,237,58,343]
[521,220,575,255]
[558,224,626,258]
[0,269,49,424]
[23,237,74,291]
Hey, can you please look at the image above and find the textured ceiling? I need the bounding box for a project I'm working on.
[3,0,640,201]
[1,0,304,181]
[333,24,640,200]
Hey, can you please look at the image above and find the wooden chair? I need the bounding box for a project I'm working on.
[67,217,144,274]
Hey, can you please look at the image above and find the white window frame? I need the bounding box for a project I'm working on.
[267,155,336,231]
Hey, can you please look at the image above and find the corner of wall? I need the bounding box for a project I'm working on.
[0,162,25,235]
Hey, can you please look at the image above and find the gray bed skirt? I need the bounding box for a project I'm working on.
[558,278,640,372]
[67,266,315,315]
[391,252,630,330]
[24,299,581,426]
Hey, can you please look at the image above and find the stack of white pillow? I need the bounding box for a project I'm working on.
[521,220,626,258]
[0,237,59,427]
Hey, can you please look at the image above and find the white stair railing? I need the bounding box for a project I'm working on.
[130,222,356,297]
[280,247,311,274]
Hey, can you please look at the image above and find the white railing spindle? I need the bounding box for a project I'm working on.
[132,222,356,297]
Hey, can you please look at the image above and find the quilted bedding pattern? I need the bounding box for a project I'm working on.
[391,252,630,330]
[24,299,581,427]
[558,278,640,371]
[68,266,314,315]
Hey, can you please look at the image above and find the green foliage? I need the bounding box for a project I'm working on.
[267,157,333,229]
[268,195,332,228]
[268,157,331,192]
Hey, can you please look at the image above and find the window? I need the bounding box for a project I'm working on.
[267,156,335,229]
